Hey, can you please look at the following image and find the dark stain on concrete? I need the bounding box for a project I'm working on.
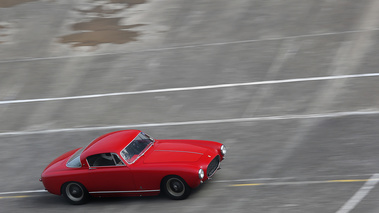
[0,0,38,8]
[59,18,143,47]
[109,0,147,8]
[59,0,147,48]
[0,25,6,44]
[76,5,124,15]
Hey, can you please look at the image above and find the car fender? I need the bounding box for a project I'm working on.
[131,164,201,190]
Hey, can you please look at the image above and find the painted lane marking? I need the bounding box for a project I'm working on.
[0,72,379,105]
[1,28,379,64]
[0,190,46,199]
[0,189,47,195]
[242,39,296,117]
[230,178,379,187]
[335,173,379,213]
[0,110,378,136]
[0,195,31,199]
[214,174,376,183]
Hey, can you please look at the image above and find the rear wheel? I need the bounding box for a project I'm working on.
[162,176,191,200]
[62,182,90,205]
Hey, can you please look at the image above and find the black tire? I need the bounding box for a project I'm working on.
[62,182,90,205]
[162,176,191,200]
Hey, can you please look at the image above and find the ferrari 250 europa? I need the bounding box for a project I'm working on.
[40,130,226,204]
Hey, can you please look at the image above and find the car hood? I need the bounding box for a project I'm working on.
[144,140,208,164]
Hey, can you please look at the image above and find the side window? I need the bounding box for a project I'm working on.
[87,153,125,167]
[112,153,125,166]
[87,153,116,167]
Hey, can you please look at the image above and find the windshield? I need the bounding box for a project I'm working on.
[66,147,84,168]
[120,132,154,164]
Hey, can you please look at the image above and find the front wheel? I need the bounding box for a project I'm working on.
[62,182,90,205]
[162,176,191,200]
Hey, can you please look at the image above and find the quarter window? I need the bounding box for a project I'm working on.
[66,148,84,168]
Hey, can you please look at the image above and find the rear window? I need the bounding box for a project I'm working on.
[66,148,84,168]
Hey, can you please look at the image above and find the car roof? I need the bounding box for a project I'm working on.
[81,129,141,159]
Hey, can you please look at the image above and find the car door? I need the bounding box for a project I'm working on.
[85,153,136,193]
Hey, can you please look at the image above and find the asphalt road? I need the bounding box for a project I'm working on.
[1,0,379,212]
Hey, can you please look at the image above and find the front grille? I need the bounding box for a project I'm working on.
[207,155,220,177]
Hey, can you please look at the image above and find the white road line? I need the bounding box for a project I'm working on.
[242,39,295,117]
[0,110,378,136]
[335,173,379,213]
[214,174,375,183]
[1,28,379,64]
[1,73,379,105]
[0,190,46,195]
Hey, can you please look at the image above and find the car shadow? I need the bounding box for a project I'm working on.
[89,194,167,205]
[23,182,213,207]
[25,193,172,207]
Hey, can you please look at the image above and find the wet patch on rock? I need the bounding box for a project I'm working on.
[0,0,38,8]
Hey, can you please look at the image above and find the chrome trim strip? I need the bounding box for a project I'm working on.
[89,189,160,194]
[155,150,203,155]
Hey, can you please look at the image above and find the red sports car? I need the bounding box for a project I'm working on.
[40,130,226,204]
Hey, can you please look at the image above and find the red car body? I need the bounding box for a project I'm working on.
[41,130,225,204]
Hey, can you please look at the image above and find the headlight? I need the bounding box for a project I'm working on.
[198,168,204,179]
[221,145,226,156]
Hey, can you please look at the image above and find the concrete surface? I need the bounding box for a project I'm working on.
[1,0,379,212]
